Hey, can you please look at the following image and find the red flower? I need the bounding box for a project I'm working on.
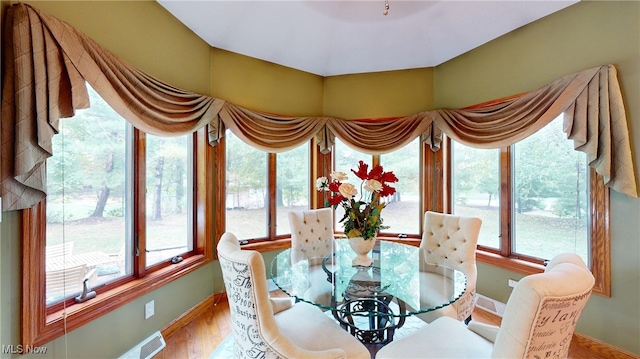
[328,181,341,192]
[328,195,344,206]
[367,164,384,181]
[380,184,396,197]
[380,170,399,185]
[351,160,369,181]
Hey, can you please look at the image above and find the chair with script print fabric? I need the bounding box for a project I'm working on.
[217,232,369,359]
[376,253,595,359]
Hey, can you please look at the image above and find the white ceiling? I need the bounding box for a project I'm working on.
[157,0,578,77]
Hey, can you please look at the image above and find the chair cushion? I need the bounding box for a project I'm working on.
[376,316,493,359]
[275,301,370,359]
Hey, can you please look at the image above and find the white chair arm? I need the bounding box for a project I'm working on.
[270,297,294,314]
[467,320,499,343]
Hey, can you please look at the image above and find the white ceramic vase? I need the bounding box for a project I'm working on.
[348,236,377,267]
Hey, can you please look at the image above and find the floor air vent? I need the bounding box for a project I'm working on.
[475,294,506,317]
[119,331,166,359]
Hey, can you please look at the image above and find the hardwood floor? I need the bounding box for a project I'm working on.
[156,291,619,359]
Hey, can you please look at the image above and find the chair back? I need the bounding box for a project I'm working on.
[217,232,281,358]
[46,242,74,259]
[493,253,595,358]
[289,208,335,265]
[420,211,481,320]
[45,264,86,302]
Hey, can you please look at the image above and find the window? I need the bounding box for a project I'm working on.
[380,138,421,236]
[333,138,422,238]
[223,129,311,241]
[219,134,423,242]
[276,145,310,235]
[23,87,213,347]
[332,139,372,235]
[46,106,130,304]
[145,134,193,267]
[451,144,500,248]
[450,116,609,295]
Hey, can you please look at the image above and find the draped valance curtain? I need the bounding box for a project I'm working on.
[2,3,637,212]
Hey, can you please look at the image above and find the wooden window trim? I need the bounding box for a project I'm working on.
[22,128,213,347]
[217,130,611,298]
[442,136,610,297]
[213,136,317,249]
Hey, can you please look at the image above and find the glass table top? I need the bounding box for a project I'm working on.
[270,239,467,318]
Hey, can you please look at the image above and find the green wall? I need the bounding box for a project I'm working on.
[211,48,324,116]
[435,1,640,354]
[323,68,435,119]
[1,1,638,358]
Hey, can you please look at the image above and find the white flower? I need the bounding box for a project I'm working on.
[338,183,358,199]
[364,179,383,193]
[315,177,329,191]
[330,171,348,181]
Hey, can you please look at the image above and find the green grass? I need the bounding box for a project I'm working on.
[47,201,588,262]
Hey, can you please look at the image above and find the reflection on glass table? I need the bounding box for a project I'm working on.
[270,239,466,344]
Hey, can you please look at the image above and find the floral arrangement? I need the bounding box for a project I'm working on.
[316,160,398,240]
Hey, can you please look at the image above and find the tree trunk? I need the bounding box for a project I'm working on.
[92,186,110,217]
[91,153,114,217]
[174,161,184,213]
[152,157,164,221]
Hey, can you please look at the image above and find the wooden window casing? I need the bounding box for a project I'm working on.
[22,128,214,347]
[441,137,610,296]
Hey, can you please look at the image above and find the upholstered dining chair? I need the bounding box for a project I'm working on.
[289,208,335,265]
[415,211,482,324]
[376,253,595,359]
[217,232,370,359]
[288,208,336,305]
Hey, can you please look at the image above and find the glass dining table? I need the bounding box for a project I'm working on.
[269,238,467,344]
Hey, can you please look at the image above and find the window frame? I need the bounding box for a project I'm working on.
[442,137,611,297]
[21,127,213,347]
[216,136,435,251]
[214,126,610,299]
[215,135,316,251]
[333,140,426,240]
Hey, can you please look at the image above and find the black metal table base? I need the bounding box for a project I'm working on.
[332,298,406,345]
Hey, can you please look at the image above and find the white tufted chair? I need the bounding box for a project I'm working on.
[376,253,595,359]
[416,211,482,324]
[289,208,335,265]
[288,208,336,306]
[217,232,370,359]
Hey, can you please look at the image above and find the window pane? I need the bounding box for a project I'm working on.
[146,134,192,267]
[46,88,130,305]
[452,142,500,248]
[225,130,267,239]
[276,144,310,235]
[332,139,372,234]
[380,138,420,235]
[513,116,589,261]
